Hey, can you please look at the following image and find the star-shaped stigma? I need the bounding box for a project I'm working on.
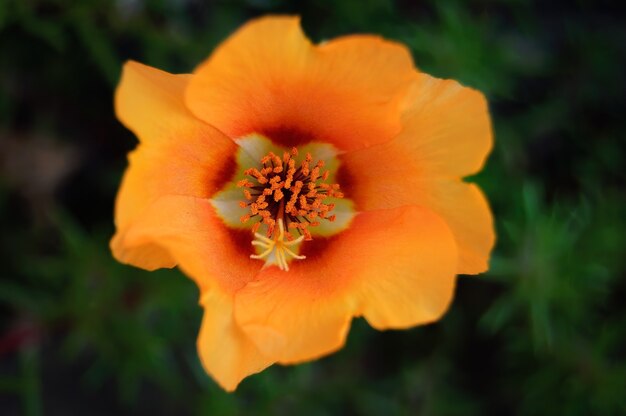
[250,219,306,271]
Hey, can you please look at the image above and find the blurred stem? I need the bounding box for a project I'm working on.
[20,343,42,416]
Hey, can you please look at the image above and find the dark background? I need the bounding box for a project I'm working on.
[1,0,625,415]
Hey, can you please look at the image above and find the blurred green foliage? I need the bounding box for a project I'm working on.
[1,0,625,415]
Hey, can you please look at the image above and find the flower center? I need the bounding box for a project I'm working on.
[237,147,344,270]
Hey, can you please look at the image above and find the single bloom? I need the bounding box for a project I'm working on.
[111,16,494,391]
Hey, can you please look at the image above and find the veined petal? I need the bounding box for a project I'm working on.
[112,61,238,270]
[112,196,261,293]
[233,205,457,363]
[341,74,494,274]
[197,289,273,391]
[186,16,416,151]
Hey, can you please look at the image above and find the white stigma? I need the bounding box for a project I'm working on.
[250,219,306,271]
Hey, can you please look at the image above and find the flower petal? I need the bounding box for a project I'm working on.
[340,74,494,274]
[416,179,494,274]
[351,206,458,329]
[197,289,273,391]
[186,16,415,151]
[233,271,354,365]
[398,74,493,178]
[112,195,261,293]
[112,61,238,270]
[234,205,457,363]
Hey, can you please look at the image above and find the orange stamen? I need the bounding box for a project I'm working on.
[238,146,344,245]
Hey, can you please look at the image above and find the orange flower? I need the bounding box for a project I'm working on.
[111,16,494,391]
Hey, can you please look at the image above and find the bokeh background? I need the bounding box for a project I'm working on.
[1,0,625,415]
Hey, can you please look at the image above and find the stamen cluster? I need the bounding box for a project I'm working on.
[238,147,343,240]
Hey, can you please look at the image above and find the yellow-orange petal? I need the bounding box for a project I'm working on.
[340,74,494,274]
[415,179,494,274]
[233,205,457,363]
[112,61,238,270]
[351,206,458,329]
[341,170,494,275]
[197,289,273,391]
[398,73,493,178]
[186,16,415,151]
[234,273,353,364]
[111,195,261,293]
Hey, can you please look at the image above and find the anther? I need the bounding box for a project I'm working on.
[239,146,344,261]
